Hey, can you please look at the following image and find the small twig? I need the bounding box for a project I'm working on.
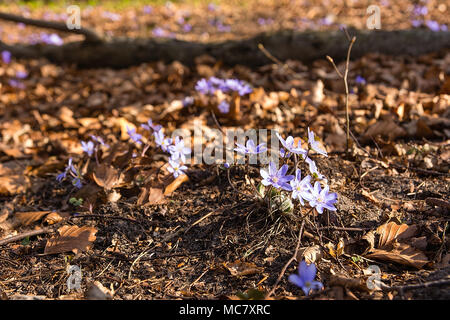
[266,218,305,298]
[326,29,356,155]
[383,277,450,292]
[210,109,225,135]
[318,226,371,232]
[258,43,291,73]
[0,228,53,246]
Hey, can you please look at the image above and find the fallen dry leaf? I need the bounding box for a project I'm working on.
[44,212,70,225]
[298,245,323,264]
[376,222,418,248]
[366,242,429,269]
[85,281,114,300]
[92,164,122,190]
[147,187,166,205]
[363,222,428,268]
[325,239,345,258]
[15,211,51,227]
[362,117,407,143]
[44,225,97,255]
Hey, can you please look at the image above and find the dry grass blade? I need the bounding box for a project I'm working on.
[44,225,97,255]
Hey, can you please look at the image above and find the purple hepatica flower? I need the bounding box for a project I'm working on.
[303,181,337,214]
[257,18,273,26]
[223,162,230,169]
[90,135,108,148]
[209,77,227,91]
[2,50,11,64]
[15,70,28,79]
[318,15,334,26]
[41,33,64,45]
[143,5,153,14]
[141,119,162,132]
[183,23,192,32]
[72,176,83,189]
[195,78,214,95]
[56,158,74,182]
[260,161,294,191]
[225,79,252,96]
[290,169,313,206]
[81,140,95,157]
[413,5,428,16]
[305,157,327,182]
[153,27,167,37]
[8,79,25,89]
[126,126,143,145]
[234,139,267,155]
[183,96,194,107]
[411,19,422,28]
[355,75,366,85]
[102,11,121,21]
[218,100,230,114]
[167,158,187,178]
[216,22,231,32]
[276,132,307,157]
[208,3,218,11]
[154,129,172,152]
[289,261,323,296]
[169,136,191,163]
[425,20,441,32]
[308,127,327,157]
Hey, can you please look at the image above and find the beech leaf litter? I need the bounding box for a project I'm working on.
[0,0,448,301]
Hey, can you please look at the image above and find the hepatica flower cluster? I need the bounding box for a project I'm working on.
[235,128,337,215]
[195,77,252,96]
[56,158,83,189]
[140,120,191,178]
[1,51,28,90]
[56,118,191,190]
[195,77,252,114]
[411,4,447,31]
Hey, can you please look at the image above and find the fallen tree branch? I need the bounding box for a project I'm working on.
[382,277,450,293]
[0,29,449,69]
[0,11,102,43]
[0,227,53,246]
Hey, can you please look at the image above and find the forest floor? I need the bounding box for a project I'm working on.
[0,0,449,300]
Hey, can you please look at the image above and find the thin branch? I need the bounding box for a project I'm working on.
[327,28,356,155]
[382,277,450,292]
[266,218,305,298]
[343,35,356,154]
[0,11,102,43]
[0,227,53,246]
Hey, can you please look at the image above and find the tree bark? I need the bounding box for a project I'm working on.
[1,29,449,69]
